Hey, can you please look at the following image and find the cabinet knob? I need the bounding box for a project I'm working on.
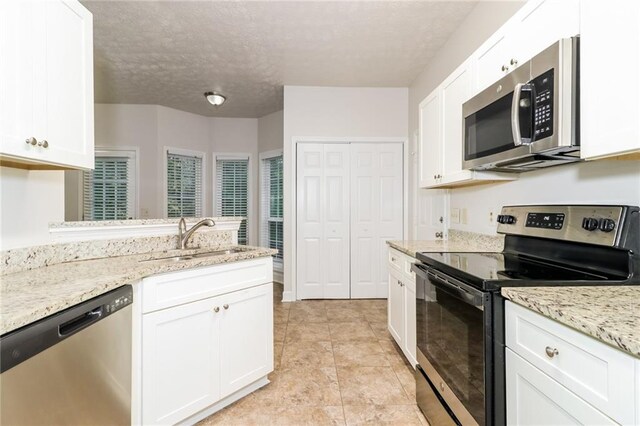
[501,64,509,72]
[439,382,445,392]
[41,140,49,148]
[223,304,229,310]
[433,174,437,179]
[545,346,559,358]
[510,58,518,66]
[25,137,37,146]
[213,306,220,313]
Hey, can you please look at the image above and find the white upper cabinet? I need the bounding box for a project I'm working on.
[580,0,640,159]
[419,60,516,189]
[474,0,580,92]
[0,0,94,169]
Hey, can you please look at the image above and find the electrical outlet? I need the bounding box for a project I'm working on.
[450,208,460,224]
[489,211,494,223]
[461,208,468,225]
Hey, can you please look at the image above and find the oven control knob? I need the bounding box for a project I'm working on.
[598,218,616,233]
[582,217,599,231]
[498,214,516,224]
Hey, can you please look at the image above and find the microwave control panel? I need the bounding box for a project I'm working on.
[532,69,554,140]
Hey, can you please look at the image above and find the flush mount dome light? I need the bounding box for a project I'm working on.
[204,92,226,106]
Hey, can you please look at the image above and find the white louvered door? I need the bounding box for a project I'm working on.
[351,143,403,298]
[297,142,403,300]
[296,143,350,299]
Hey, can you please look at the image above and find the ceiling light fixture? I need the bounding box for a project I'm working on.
[204,92,226,106]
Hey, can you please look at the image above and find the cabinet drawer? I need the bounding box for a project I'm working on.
[506,301,636,425]
[388,247,416,284]
[142,257,272,313]
[506,349,616,426]
[388,248,403,272]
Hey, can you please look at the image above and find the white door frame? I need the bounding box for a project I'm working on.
[290,137,408,301]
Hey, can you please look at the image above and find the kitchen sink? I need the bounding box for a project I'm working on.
[141,248,248,263]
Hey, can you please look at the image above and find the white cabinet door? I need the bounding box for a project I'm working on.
[142,297,220,425]
[0,1,46,161]
[219,284,273,397]
[387,274,404,345]
[581,0,640,159]
[42,0,94,169]
[475,30,512,92]
[508,0,579,68]
[0,0,93,169]
[506,349,616,426]
[441,62,473,180]
[297,143,350,299]
[403,281,417,368]
[418,90,441,188]
[351,143,403,299]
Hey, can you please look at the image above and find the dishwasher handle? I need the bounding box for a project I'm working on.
[58,307,103,337]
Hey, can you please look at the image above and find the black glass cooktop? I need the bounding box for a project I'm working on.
[416,251,628,291]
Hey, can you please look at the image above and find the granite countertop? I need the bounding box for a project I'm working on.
[49,216,245,228]
[0,245,277,335]
[502,286,640,358]
[387,238,502,258]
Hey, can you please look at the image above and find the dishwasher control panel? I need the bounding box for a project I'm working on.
[106,292,132,314]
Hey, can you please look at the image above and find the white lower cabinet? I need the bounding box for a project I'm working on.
[387,247,417,367]
[506,349,616,425]
[505,301,639,425]
[137,258,274,425]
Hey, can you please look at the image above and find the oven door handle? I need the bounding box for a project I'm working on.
[412,263,485,310]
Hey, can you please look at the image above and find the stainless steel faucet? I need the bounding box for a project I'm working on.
[178,218,215,249]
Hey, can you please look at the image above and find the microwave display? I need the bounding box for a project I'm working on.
[532,69,555,140]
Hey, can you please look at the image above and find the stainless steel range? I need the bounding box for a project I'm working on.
[412,205,640,426]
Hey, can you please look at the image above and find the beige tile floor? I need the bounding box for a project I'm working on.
[199,283,429,425]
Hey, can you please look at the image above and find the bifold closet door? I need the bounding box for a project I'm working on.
[350,143,403,298]
[296,143,350,299]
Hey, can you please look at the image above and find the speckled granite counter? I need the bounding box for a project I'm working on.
[387,230,504,257]
[502,286,640,358]
[0,245,277,335]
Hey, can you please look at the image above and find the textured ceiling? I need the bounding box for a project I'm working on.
[83,1,478,118]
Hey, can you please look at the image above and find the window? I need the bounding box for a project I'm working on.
[260,152,283,269]
[215,155,249,245]
[83,150,136,221]
[167,149,204,218]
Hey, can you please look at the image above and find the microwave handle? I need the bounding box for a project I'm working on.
[511,82,533,146]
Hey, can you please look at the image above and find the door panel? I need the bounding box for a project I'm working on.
[142,298,219,425]
[387,274,404,344]
[297,143,350,299]
[219,285,273,397]
[418,91,441,187]
[351,143,403,298]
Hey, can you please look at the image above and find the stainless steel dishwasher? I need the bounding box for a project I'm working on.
[1,285,133,425]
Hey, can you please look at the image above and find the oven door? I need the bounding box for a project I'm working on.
[413,263,490,426]
[462,63,534,171]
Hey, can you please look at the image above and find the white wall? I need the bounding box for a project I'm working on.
[283,86,409,299]
[66,104,261,243]
[258,110,283,153]
[408,1,525,239]
[0,167,64,250]
[450,160,640,235]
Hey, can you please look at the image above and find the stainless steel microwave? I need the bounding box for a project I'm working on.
[462,37,580,172]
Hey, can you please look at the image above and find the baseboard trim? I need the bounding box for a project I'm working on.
[282,290,295,302]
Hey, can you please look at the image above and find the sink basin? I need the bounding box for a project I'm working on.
[141,248,248,263]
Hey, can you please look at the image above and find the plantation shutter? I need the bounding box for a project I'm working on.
[83,152,135,221]
[261,155,283,268]
[167,152,203,218]
[215,157,249,245]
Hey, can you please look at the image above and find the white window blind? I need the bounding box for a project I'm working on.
[261,154,283,269]
[167,151,203,218]
[83,151,136,221]
[215,157,249,245]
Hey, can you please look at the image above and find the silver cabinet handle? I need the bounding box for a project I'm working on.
[41,140,48,148]
[510,58,518,66]
[435,232,443,238]
[213,306,220,313]
[501,64,509,72]
[223,304,229,310]
[391,257,396,262]
[26,137,37,146]
[545,346,559,358]
[439,382,445,392]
